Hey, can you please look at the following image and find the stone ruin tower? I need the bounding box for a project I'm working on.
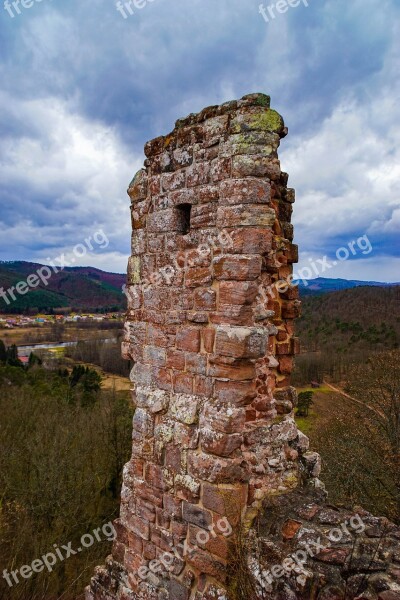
[88,94,400,600]
[87,93,317,599]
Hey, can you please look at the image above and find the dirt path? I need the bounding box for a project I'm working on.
[101,372,131,393]
[324,381,385,420]
[297,388,347,439]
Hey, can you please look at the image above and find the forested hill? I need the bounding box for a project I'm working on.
[0,262,126,313]
[297,285,400,355]
[296,277,398,296]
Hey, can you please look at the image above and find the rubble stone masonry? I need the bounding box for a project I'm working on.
[87,94,400,600]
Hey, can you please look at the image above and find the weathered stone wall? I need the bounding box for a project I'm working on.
[86,93,326,600]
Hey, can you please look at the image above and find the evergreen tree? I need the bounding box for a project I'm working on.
[0,339,7,363]
[296,391,314,417]
[6,344,23,368]
[28,352,42,368]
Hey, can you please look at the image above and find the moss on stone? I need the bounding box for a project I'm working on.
[163,133,175,149]
[255,94,271,107]
[232,132,255,154]
[128,257,141,284]
[273,415,286,425]
[284,472,299,489]
[128,168,145,190]
[250,109,283,133]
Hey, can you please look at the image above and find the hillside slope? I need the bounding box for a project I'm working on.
[295,277,398,296]
[298,285,400,353]
[294,285,400,383]
[0,262,126,313]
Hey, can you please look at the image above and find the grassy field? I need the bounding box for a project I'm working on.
[0,323,120,346]
[294,386,346,439]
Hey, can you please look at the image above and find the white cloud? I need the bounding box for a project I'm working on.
[282,88,400,254]
[0,0,399,281]
[297,253,400,283]
[0,93,142,268]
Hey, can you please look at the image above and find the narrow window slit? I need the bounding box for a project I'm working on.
[176,203,192,235]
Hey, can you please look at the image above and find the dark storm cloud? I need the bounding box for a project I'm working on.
[0,0,399,278]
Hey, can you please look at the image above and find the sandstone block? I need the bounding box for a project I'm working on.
[143,345,166,367]
[191,204,217,229]
[208,355,256,381]
[144,135,165,157]
[185,352,207,375]
[170,188,196,206]
[187,162,211,187]
[176,327,201,352]
[230,108,284,135]
[200,404,246,434]
[215,326,268,359]
[132,408,154,438]
[278,355,293,374]
[213,255,262,281]
[128,169,148,202]
[194,375,213,397]
[151,150,173,174]
[224,227,273,254]
[201,428,242,457]
[182,502,212,529]
[185,267,213,288]
[131,230,146,255]
[187,548,226,581]
[214,379,257,406]
[162,170,186,192]
[125,515,150,541]
[194,288,217,310]
[220,178,271,205]
[147,323,168,347]
[218,281,259,306]
[143,287,170,310]
[173,147,194,168]
[188,524,230,560]
[135,479,163,507]
[166,349,186,370]
[188,451,250,483]
[220,131,279,157]
[145,463,173,491]
[203,115,229,139]
[170,394,199,425]
[202,483,247,519]
[173,372,194,395]
[163,494,182,519]
[195,186,219,207]
[232,155,281,180]
[201,328,216,353]
[210,157,231,182]
[187,311,209,324]
[147,208,187,234]
[302,451,322,478]
[127,531,143,555]
[150,524,174,553]
[210,305,253,327]
[175,474,201,502]
[164,444,182,474]
[166,579,191,600]
[174,422,199,450]
[217,205,275,228]
[135,387,169,414]
[127,256,141,284]
[136,500,156,523]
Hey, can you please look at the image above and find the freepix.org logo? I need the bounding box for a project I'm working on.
[2,522,116,588]
[115,0,156,20]
[259,0,309,24]
[4,0,51,19]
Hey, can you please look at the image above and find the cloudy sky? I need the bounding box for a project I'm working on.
[0,0,399,281]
